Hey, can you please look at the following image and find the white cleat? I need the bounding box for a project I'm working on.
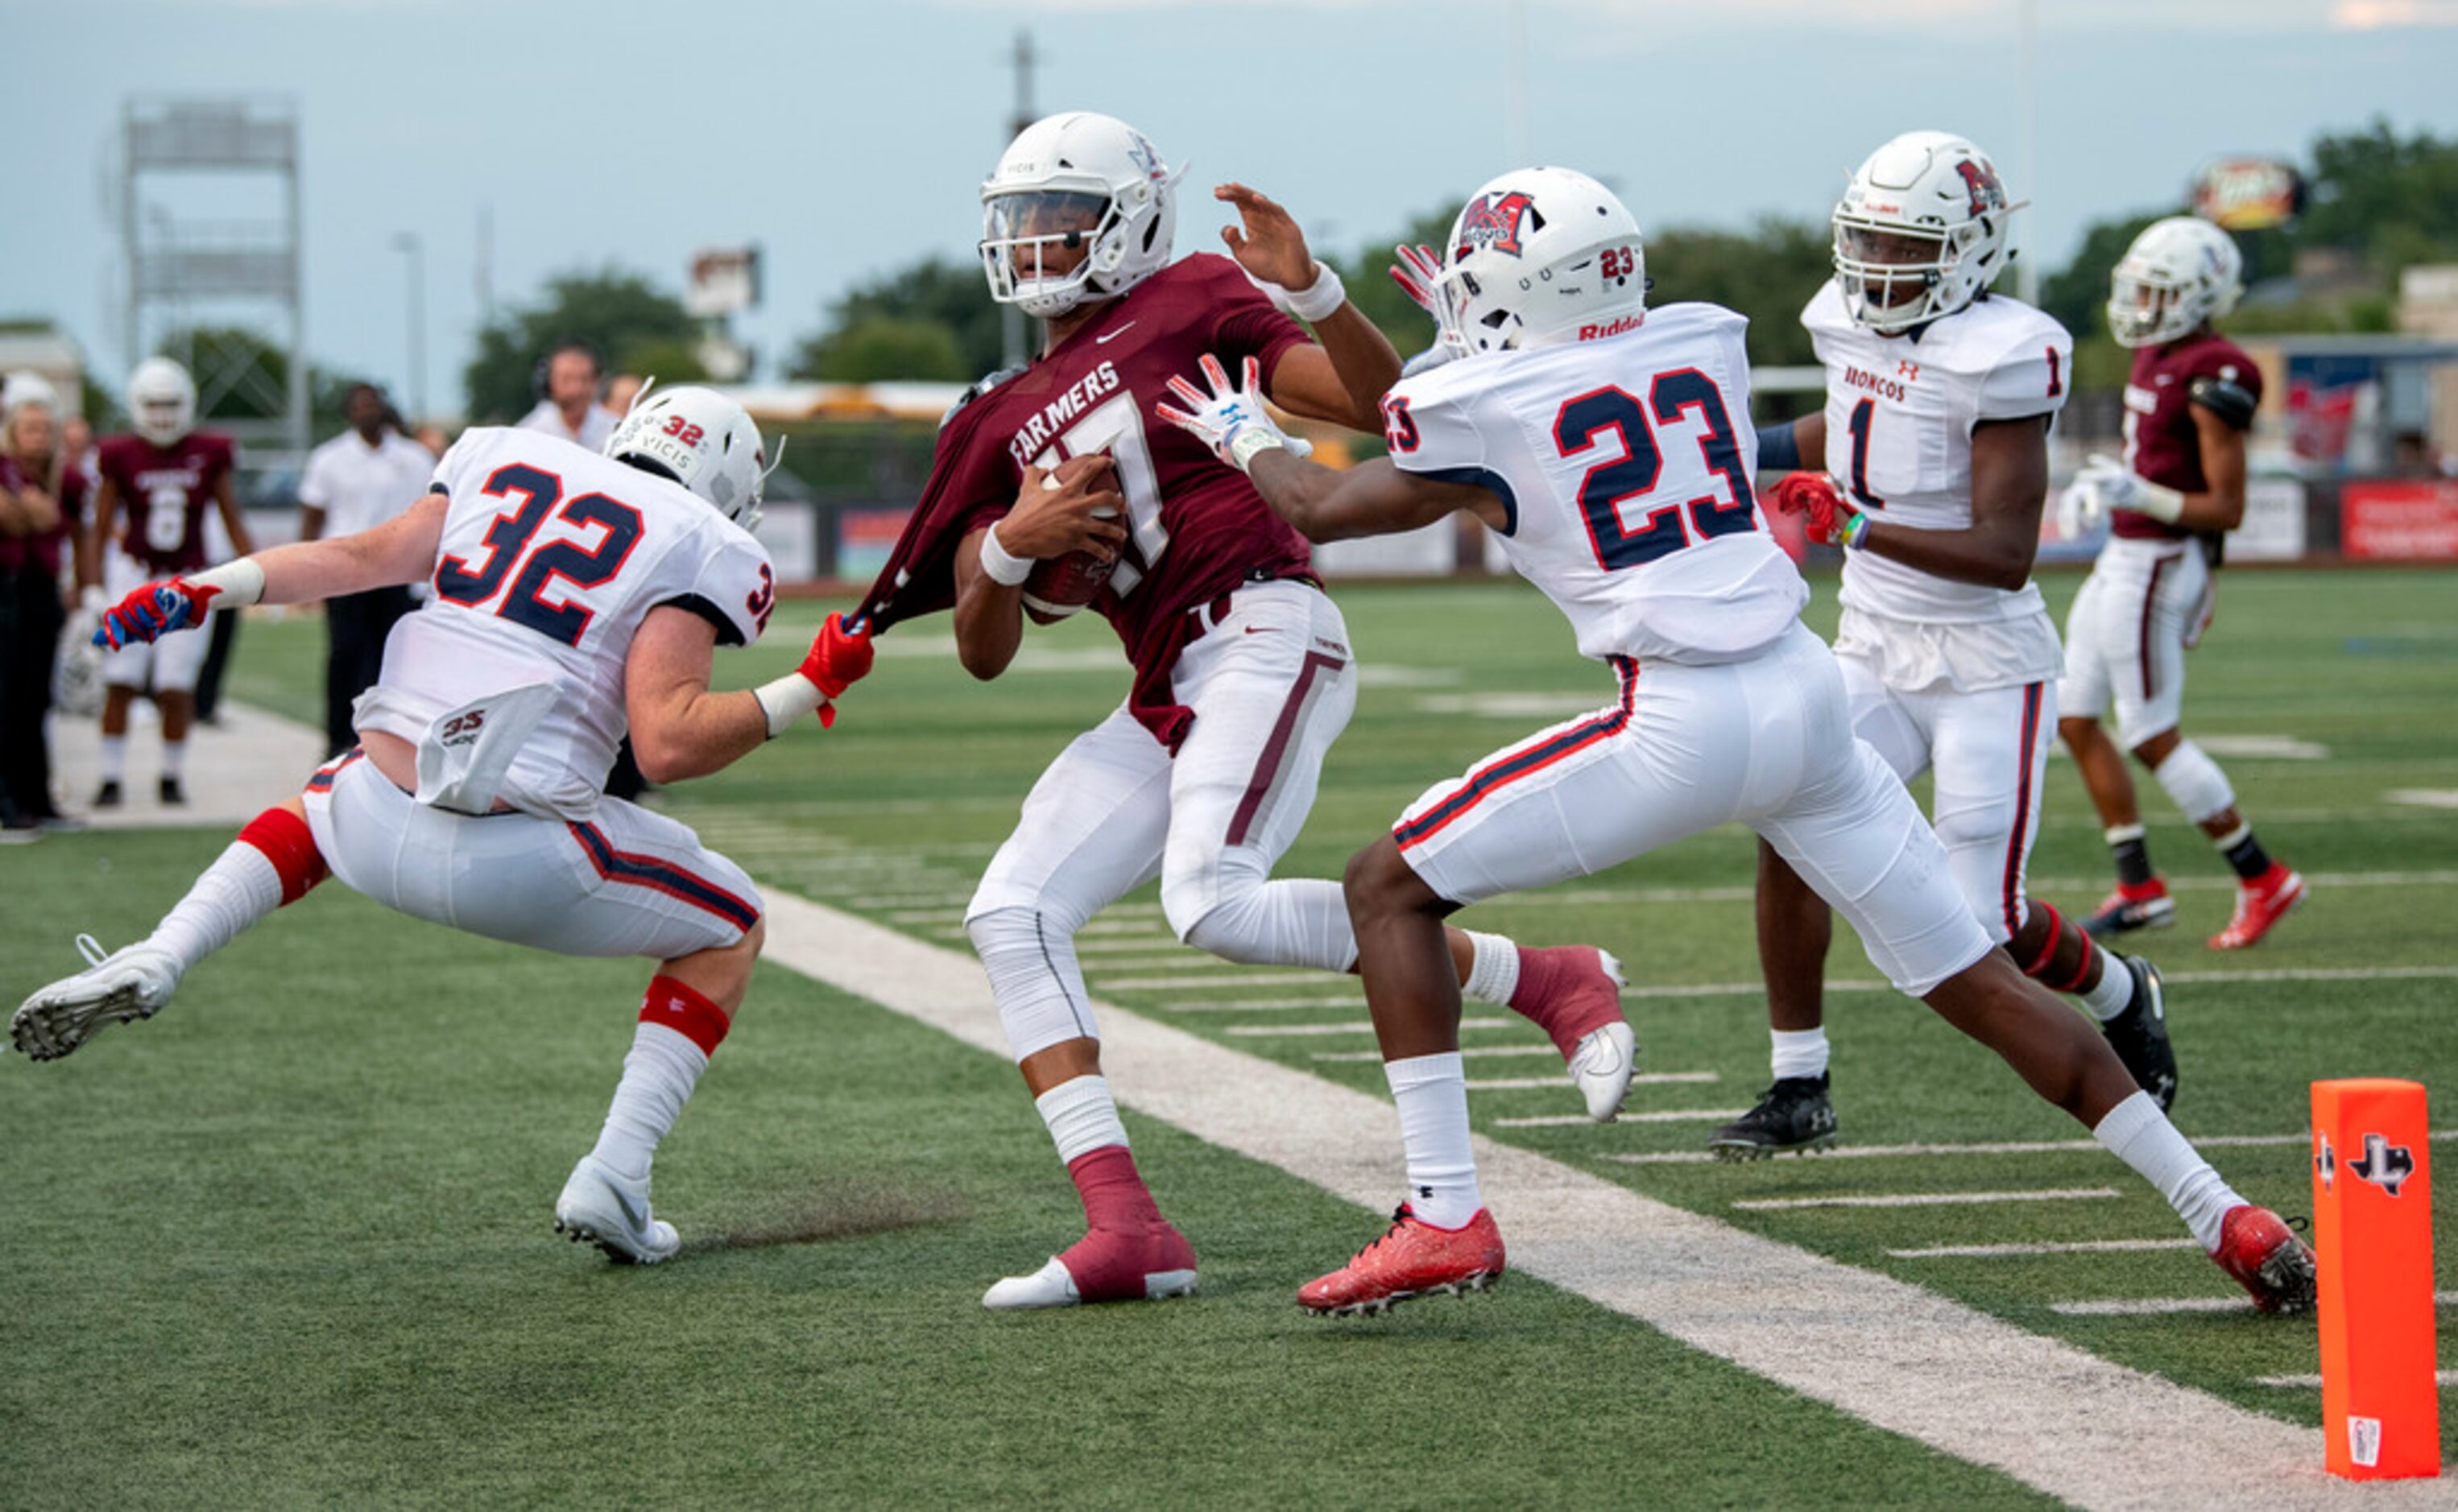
[11,935,184,1061]
[983,1257,1081,1311]
[1570,1021,1638,1122]
[553,1155,681,1265]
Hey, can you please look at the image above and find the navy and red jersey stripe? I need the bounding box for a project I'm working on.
[1395,656,1639,852]
[567,821,759,932]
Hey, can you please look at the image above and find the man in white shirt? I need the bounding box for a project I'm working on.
[518,342,618,451]
[300,384,439,754]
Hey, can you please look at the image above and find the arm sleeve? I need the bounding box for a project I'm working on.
[1975,327,2075,424]
[665,527,775,648]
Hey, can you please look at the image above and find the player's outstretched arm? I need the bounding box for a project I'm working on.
[951,456,1123,681]
[625,608,874,782]
[1215,182,1401,433]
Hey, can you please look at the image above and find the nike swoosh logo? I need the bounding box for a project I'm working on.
[1243,626,1277,634]
[611,1184,648,1231]
[1096,323,1139,345]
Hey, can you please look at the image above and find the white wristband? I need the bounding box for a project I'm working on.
[2130,478,2187,525]
[1282,262,1347,323]
[751,673,823,739]
[1226,428,1289,473]
[976,521,1033,586]
[191,557,266,609]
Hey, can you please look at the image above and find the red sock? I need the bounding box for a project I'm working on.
[1066,1145,1165,1233]
[1508,945,1620,1059]
[642,973,730,1056]
[238,808,329,905]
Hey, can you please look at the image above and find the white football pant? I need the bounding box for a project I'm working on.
[2059,536,2214,749]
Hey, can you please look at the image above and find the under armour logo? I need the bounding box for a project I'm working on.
[2349,1132,2416,1196]
[1417,1184,1434,1199]
[1897,361,1920,382]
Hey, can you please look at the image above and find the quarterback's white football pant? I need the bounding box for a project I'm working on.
[1835,652,2054,946]
[303,750,759,960]
[2059,536,2213,749]
[1395,622,1991,998]
[966,580,1359,1060]
[100,551,209,694]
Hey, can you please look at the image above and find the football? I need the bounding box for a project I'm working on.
[1021,463,1119,622]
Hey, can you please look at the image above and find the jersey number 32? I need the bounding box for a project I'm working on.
[434,463,644,647]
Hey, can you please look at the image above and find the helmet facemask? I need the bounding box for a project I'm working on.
[2107,269,2190,348]
[981,188,1120,319]
[1835,214,1972,335]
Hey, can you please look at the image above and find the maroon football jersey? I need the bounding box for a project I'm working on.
[96,432,235,572]
[864,254,1317,746]
[2112,333,2261,542]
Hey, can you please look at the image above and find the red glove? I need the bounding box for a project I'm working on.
[94,578,220,651]
[1763,472,1862,548]
[800,613,873,729]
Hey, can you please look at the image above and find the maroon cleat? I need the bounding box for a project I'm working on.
[1299,1204,1505,1317]
[2208,1204,2315,1315]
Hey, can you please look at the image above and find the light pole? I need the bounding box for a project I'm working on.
[391,232,425,423]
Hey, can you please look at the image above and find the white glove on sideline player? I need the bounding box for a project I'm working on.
[2068,452,2187,526]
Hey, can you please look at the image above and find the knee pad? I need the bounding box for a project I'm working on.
[965,906,1099,1060]
[2151,739,2235,825]
[1174,878,1356,973]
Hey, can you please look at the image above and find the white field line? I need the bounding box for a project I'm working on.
[1096,971,1339,990]
[1090,954,1241,973]
[1733,1188,2123,1212]
[1606,1130,2458,1167]
[1511,870,2458,909]
[1481,1070,1719,1089]
[1314,1043,1586,1064]
[1494,1109,1744,1128]
[1073,936,1193,955]
[2386,789,2458,811]
[1222,1017,1516,1038]
[1469,965,2458,1006]
[2256,1372,2458,1390]
[755,890,2432,1509]
[1892,1239,2203,1259]
[1178,997,1364,1013]
[2056,1292,2458,1319]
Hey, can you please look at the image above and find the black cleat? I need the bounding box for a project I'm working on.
[2100,955,2177,1111]
[158,777,185,807]
[93,779,122,810]
[1709,1072,1838,1161]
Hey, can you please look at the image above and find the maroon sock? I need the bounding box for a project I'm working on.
[1066,1145,1165,1233]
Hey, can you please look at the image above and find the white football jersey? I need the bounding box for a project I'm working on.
[357,427,774,820]
[1385,304,1806,667]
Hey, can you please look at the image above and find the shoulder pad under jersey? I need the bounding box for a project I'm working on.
[941,365,1028,432]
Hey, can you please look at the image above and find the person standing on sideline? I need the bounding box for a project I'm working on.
[0,378,89,832]
[519,342,619,452]
[300,384,437,755]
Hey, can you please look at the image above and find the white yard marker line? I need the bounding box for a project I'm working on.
[2056,1292,2458,1319]
[1091,955,1240,973]
[759,890,2440,1510]
[1314,1043,1575,1064]
[1892,1239,2203,1259]
[1074,936,1194,955]
[2386,789,2458,811]
[1609,1130,2458,1167]
[1494,1108,1744,1128]
[2256,1372,2458,1390]
[2196,734,2331,760]
[1735,1188,2123,1212]
[1100,971,1368,991]
[1177,997,1365,1013]
[1222,1017,1517,1039]
[1511,870,2458,909]
[1463,1071,1718,1089]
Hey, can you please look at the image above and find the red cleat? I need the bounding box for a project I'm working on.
[1298,1205,1505,1317]
[2208,865,2306,950]
[2082,877,2175,937]
[982,1221,1198,1311]
[2208,1204,2315,1315]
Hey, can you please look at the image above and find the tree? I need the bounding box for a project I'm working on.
[461,269,698,423]
[789,255,1003,382]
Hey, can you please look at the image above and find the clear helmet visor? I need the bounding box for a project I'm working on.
[1835,220,1949,314]
[2107,271,2183,347]
[981,190,1115,312]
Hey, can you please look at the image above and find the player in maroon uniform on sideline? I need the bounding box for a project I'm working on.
[859,112,1633,1311]
[2056,217,2304,950]
[83,358,254,808]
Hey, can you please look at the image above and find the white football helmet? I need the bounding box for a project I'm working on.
[128,357,197,447]
[3,370,58,417]
[1430,167,1648,354]
[2107,216,2244,349]
[604,383,776,532]
[979,112,1182,320]
[1832,130,2025,335]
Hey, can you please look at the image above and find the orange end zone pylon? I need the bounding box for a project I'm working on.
[2311,1077,2439,1481]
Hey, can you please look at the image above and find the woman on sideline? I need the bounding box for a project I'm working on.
[0,379,89,834]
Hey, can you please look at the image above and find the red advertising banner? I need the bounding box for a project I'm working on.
[2342,481,2458,560]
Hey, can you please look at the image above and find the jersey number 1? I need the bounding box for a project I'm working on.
[1555,371,1757,570]
[434,463,645,647]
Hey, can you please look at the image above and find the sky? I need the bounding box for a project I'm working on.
[11,0,2458,419]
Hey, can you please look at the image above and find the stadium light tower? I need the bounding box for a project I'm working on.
[118,95,308,461]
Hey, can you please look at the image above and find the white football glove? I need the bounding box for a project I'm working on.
[1156,353,1312,473]
[2055,477,2104,539]
[2071,452,2187,524]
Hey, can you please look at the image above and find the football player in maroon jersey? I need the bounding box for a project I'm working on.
[2056,218,2304,951]
[83,358,255,808]
[860,113,1633,1312]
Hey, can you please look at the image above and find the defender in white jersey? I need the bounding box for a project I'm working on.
[1161,167,2311,1319]
[14,387,876,1266]
[1732,130,2174,1160]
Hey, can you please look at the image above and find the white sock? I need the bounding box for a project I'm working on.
[1035,1074,1129,1164]
[1385,1052,1481,1229]
[161,742,187,779]
[2077,955,2133,1022]
[590,1022,710,1183]
[2092,1090,2245,1250]
[1461,932,1519,1005]
[145,840,283,973]
[100,736,126,783]
[1770,1027,1830,1080]
[2103,822,2146,846]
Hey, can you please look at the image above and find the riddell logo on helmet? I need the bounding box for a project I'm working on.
[1457,191,1538,258]
[1577,314,1643,341]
